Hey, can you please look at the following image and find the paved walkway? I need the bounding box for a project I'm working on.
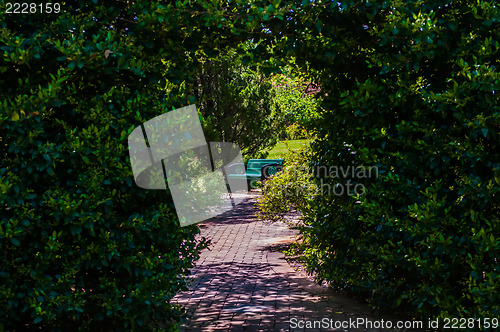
[173,194,417,331]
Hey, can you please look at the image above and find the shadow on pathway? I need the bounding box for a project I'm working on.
[173,195,422,332]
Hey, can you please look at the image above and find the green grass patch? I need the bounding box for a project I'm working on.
[265,139,311,159]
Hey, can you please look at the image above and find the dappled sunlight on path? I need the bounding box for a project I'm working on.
[173,195,418,331]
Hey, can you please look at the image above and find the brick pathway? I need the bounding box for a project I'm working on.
[173,194,418,331]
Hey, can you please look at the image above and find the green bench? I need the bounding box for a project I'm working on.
[226,159,283,189]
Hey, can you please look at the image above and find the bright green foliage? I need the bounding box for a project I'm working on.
[256,149,316,222]
[259,0,500,320]
[270,73,321,139]
[284,123,310,140]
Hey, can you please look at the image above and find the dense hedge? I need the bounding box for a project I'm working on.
[259,0,500,320]
[0,1,235,330]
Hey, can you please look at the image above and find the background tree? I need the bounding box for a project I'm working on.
[270,69,321,140]
[194,50,285,158]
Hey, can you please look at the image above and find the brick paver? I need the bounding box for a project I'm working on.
[173,194,418,331]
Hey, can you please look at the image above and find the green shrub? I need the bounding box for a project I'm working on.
[256,149,316,222]
[260,0,500,320]
[270,72,321,141]
[0,2,219,330]
[285,123,310,140]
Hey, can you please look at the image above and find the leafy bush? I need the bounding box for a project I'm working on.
[270,73,321,140]
[260,0,500,320]
[284,123,311,140]
[256,149,316,222]
[0,2,221,330]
